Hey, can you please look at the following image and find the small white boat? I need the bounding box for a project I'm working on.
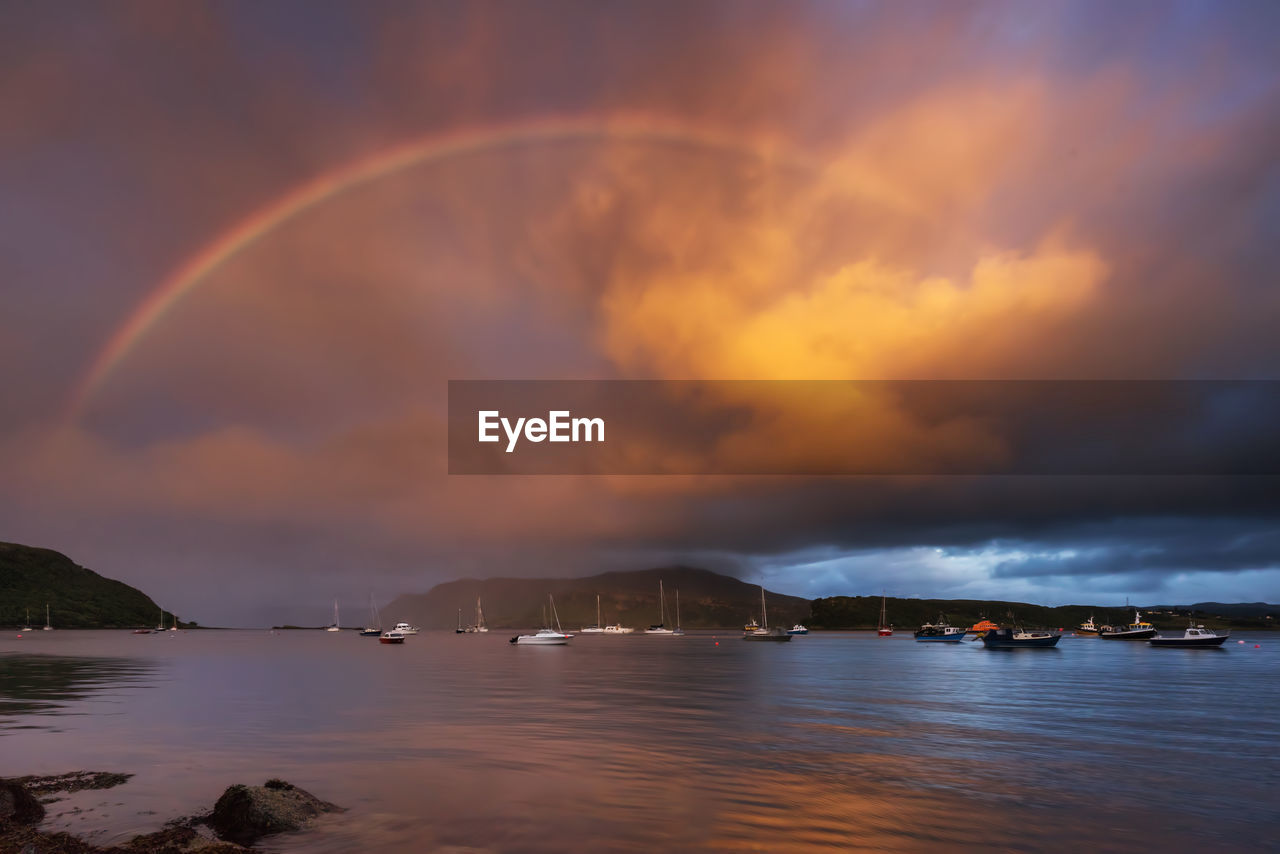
[644,580,676,634]
[511,627,573,645]
[379,630,406,644]
[21,609,33,632]
[580,594,606,633]
[325,599,341,632]
[788,624,808,635]
[602,623,634,634]
[43,604,53,631]
[1150,624,1229,647]
[392,621,419,635]
[511,595,573,645]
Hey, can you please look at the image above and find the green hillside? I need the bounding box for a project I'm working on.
[383,566,810,630]
[0,542,174,629]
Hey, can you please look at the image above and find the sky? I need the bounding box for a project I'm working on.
[2,1,1278,626]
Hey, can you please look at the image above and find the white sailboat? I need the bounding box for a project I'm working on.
[155,605,165,632]
[644,580,675,634]
[325,599,341,632]
[743,586,790,641]
[580,594,606,633]
[672,589,685,635]
[21,608,33,632]
[43,603,53,631]
[465,597,489,633]
[511,594,573,645]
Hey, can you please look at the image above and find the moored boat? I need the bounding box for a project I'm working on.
[1099,610,1157,640]
[580,594,606,633]
[360,595,382,636]
[325,599,341,632]
[877,593,892,636]
[788,624,808,635]
[914,615,967,642]
[392,621,419,635]
[1076,615,1101,635]
[982,627,1061,648]
[743,586,791,642]
[378,630,405,644]
[1149,624,1229,648]
[510,628,572,645]
[465,597,489,633]
[511,594,573,645]
[602,623,634,634]
[966,618,999,636]
[645,580,675,634]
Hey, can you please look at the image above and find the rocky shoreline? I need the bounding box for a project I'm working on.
[1,773,338,853]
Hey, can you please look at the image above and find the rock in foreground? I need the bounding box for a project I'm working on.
[0,778,46,824]
[209,779,339,845]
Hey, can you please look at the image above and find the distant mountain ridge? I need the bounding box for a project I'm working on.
[0,542,171,629]
[383,566,810,630]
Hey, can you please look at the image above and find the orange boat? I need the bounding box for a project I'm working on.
[967,619,999,635]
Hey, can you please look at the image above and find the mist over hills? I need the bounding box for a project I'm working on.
[382,566,810,630]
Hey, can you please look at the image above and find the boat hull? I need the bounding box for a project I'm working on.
[877,628,893,636]
[378,635,405,644]
[914,634,967,642]
[359,629,381,637]
[1098,628,1157,640]
[1150,635,1228,647]
[982,630,1061,648]
[743,629,791,641]
[511,634,571,645]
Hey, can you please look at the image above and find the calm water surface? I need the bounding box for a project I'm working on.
[2,630,1277,852]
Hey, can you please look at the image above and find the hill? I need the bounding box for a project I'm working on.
[0,542,173,629]
[383,566,810,630]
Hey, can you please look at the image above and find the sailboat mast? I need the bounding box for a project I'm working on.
[760,586,767,630]
[596,594,601,628]
[659,580,666,625]
[676,589,681,630]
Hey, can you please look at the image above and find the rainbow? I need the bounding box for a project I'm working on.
[63,114,806,423]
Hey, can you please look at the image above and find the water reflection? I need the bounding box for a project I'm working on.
[0,653,159,731]
[0,631,1275,853]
